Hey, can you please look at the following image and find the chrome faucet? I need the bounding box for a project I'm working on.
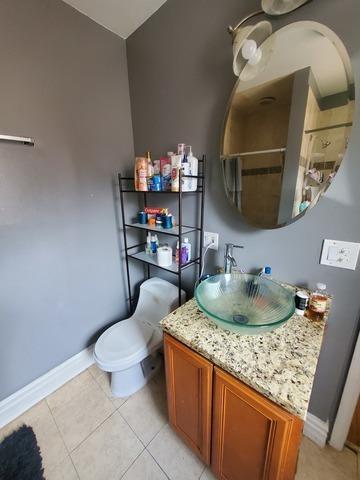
[224,243,244,274]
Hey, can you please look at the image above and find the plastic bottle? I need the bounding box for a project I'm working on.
[153,159,161,175]
[146,151,154,190]
[175,241,180,265]
[161,154,172,192]
[181,237,191,264]
[134,157,148,191]
[145,233,152,255]
[150,234,158,254]
[186,146,198,192]
[307,283,328,321]
[146,151,153,176]
[178,143,186,155]
[181,155,191,192]
[171,155,182,192]
[262,266,272,279]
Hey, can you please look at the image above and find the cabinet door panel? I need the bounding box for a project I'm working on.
[212,367,303,480]
[164,334,213,464]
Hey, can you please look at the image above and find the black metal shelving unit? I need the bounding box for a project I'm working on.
[118,155,206,312]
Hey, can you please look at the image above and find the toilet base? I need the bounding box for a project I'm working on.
[110,352,162,397]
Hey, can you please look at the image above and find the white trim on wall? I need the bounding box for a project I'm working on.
[0,345,94,429]
[330,332,360,450]
[0,341,329,449]
[303,412,329,448]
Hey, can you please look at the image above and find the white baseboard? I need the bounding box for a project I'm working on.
[0,345,95,429]
[0,345,330,450]
[303,412,329,448]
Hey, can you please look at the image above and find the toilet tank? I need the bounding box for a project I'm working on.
[134,278,186,325]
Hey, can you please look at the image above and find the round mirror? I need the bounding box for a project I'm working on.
[221,21,355,229]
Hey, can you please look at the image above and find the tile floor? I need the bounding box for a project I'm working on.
[0,364,358,480]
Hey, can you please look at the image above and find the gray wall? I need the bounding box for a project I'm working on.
[127,0,360,424]
[0,0,134,400]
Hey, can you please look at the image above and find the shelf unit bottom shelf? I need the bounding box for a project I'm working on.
[128,250,199,274]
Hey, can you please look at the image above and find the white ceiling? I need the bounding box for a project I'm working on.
[62,0,167,39]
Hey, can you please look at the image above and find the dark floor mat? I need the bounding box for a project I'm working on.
[0,424,45,480]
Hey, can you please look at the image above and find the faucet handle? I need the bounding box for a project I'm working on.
[233,245,244,249]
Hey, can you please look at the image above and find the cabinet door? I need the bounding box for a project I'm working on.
[212,367,303,480]
[164,333,213,464]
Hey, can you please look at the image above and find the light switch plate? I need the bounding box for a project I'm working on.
[320,239,360,270]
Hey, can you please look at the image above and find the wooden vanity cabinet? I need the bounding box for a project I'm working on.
[212,367,303,480]
[164,334,304,480]
[164,333,213,464]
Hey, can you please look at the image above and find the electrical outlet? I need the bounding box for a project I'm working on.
[204,231,219,250]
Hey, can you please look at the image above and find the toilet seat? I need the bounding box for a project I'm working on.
[94,316,162,372]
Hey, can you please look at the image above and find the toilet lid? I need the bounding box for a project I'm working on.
[95,318,154,365]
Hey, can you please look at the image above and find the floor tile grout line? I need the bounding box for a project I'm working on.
[45,371,117,457]
[114,395,131,409]
[117,403,168,451]
[45,398,81,479]
[87,366,167,452]
[87,366,100,381]
[43,398,80,479]
[115,380,168,449]
[117,409,149,449]
[145,446,172,480]
[2,367,184,480]
[147,420,168,446]
[198,464,207,479]
[118,446,146,479]
[68,408,117,455]
[3,392,356,480]
[47,384,143,480]
[147,422,207,480]
[69,369,163,479]
[45,398,71,454]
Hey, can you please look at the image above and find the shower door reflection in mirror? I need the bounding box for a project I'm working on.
[221,21,355,229]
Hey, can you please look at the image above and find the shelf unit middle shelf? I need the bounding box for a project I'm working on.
[124,222,199,237]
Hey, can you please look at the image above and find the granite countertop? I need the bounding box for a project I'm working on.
[160,298,326,420]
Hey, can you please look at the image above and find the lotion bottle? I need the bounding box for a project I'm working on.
[181,155,191,192]
[186,146,198,192]
[185,237,192,261]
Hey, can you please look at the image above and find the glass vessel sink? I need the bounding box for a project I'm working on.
[195,274,295,335]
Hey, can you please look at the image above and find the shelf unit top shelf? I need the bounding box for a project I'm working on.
[119,175,203,194]
[125,223,198,237]
[121,189,203,194]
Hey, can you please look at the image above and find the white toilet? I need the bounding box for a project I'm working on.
[94,277,185,397]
